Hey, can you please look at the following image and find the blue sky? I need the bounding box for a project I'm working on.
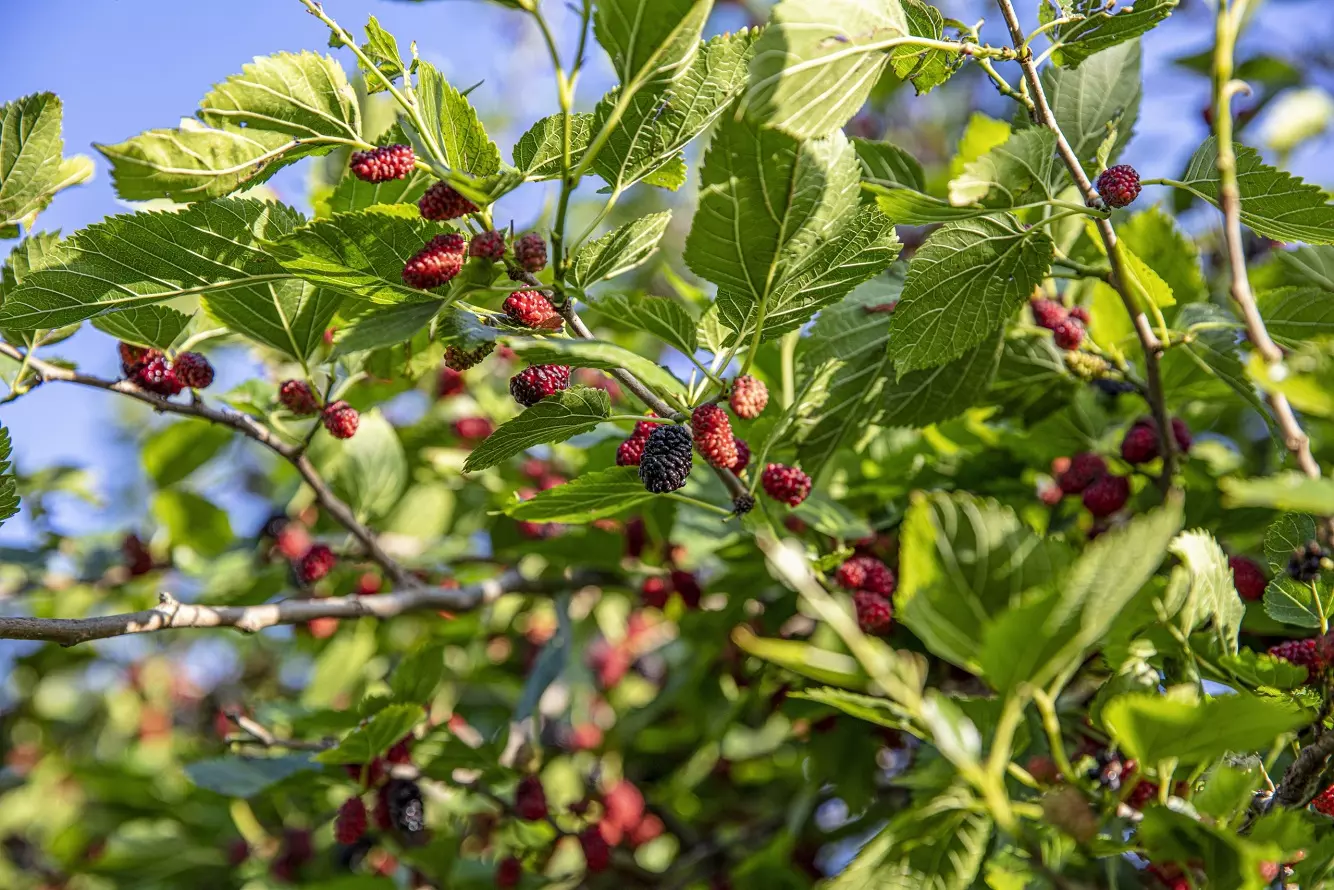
[1,0,1330,545]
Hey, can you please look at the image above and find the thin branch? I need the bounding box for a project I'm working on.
[0,342,417,588]
[0,569,604,646]
[994,0,1176,493]
[1209,0,1329,536]
[226,712,333,751]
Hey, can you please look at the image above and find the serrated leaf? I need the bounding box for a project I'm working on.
[313,704,425,765]
[1218,649,1309,691]
[1176,137,1334,245]
[389,644,445,704]
[988,333,1074,421]
[1103,686,1310,767]
[593,0,712,91]
[96,124,302,202]
[442,168,524,208]
[642,154,687,190]
[463,387,610,473]
[1169,529,1242,655]
[891,0,958,95]
[328,124,432,214]
[1160,303,1271,424]
[142,421,233,488]
[1276,245,1334,290]
[1119,205,1208,305]
[880,329,1003,427]
[1,93,90,230]
[948,129,1064,208]
[888,215,1054,373]
[513,113,594,180]
[831,796,991,890]
[184,754,315,798]
[1222,473,1334,514]
[853,137,926,193]
[198,51,361,142]
[1050,0,1178,69]
[569,211,670,288]
[205,279,342,362]
[506,466,656,522]
[0,199,302,330]
[91,305,192,350]
[788,687,914,730]
[409,62,500,177]
[1042,40,1141,164]
[435,308,501,349]
[792,493,873,540]
[746,0,909,139]
[0,427,19,528]
[359,16,408,92]
[506,337,683,399]
[265,206,459,305]
[330,299,443,357]
[309,409,408,520]
[592,29,756,193]
[870,186,995,224]
[586,292,697,356]
[1262,512,1334,629]
[1260,286,1334,346]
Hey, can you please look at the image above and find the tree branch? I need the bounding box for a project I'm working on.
[0,342,418,588]
[1209,0,1330,538]
[994,0,1176,492]
[0,569,607,646]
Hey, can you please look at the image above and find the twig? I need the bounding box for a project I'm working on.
[226,711,333,751]
[0,342,417,589]
[1209,0,1331,541]
[0,569,602,646]
[994,0,1176,493]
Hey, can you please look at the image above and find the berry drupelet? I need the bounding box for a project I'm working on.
[135,356,184,396]
[638,425,694,493]
[509,364,571,407]
[418,182,477,221]
[349,144,416,182]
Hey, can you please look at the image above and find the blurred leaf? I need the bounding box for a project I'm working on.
[792,493,872,540]
[853,137,926,193]
[151,489,233,557]
[516,595,571,721]
[790,687,915,729]
[315,704,425,764]
[184,754,316,798]
[389,644,446,704]
[141,421,232,487]
[1217,649,1309,690]
[331,300,443,357]
[1222,473,1334,514]
[312,409,408,520]
[732,625,866,689]
[0,427,17,528]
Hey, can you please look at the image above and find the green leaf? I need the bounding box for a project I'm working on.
[358,16,408,92]
[1222,472,1334,514]
[1161,303,1270,423]
[1217,649,1309,691]
[887,215,1054,373]
[1262,512,1333,629]
[1168,529,1242,656]
[1,93,91,231]
[569,211,671,288]
[731,626,866,689]
[788,687,914,730]
[96,125,300,202]
[328,124,433,214]
[593,0,712,91]
[745,0,909,139]
[585,292,698,357]
[203,278,342,363]
[152,489,233,558]
[91,305,192,351]
[0,427,18,529]
[947,129,1064,208]
[463,387,611,473]
[891,0,958,95]
[686,119,861,337]
[950,112,1013,180]
[389,644,445,704]
[1259,286,1334,346]
[0,199,302,330]
[592,30,756,193]
[1119,206,1208,305]
[516,596,571,722]
[142,421,233,488]
[879,329,1004,427]
[853,137,926,193]
[506,337,684,400]
[513,113,594,180]
[314,704,425,765]
[870,186,996,224]
[409,62,501,176]
[506,467,656,523]
[1050,0,1178,69]
[792,493,874,540]
[897,492,1072,672]
[310,409,408,520]
[1041,39,1142,164]
[1194,763,1264,823]
[1103,685,1310,767]
[1176,137,1334,245]
[831,793,991,890]
[184,754,315,798]
[1275,245,1334,290]
[197,51,361,142]
[330,300,443,357]
[265,206,459,305]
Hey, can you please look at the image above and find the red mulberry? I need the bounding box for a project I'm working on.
[1082,474,1130,517]
[418,182,477,220]
[279,379,320,416]
[509,364,571,407]
[514,233,547,273]
[579,827,611,872]
[469,229,506,260]
[437,366,465,398]
[514,775,548,821]
[349,144,415,182]
[836,555,895,596]
[503,290,560,328]
[1230,556,1267,602]
[1052,318,1085,350]
[298,544,335,584]
[853,590,893,635]
[134,356,183,396]
[729,375,769,419]
[1057,452,1107,495]
[761,463,811,507]
[118,342,159,377]
[617,436,647,467]
[1121,422,1160,464]
[444,342,493,371]
[496,857,522,887]
[172,352,214,389]
[1095,165,1141,209]
[334,797,368,845]
[322,400,360,439]
[731,437,751,472]
[1268,637,1328,673]
[691,404,739,468]
[402,233,465,289]
[1030,298,1068,330]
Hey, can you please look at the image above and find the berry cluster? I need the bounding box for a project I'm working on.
[349,144,415,183]
[639,568,703,609]
[1121,416,1192,464]
[469,229,506,260]
[513,232,548,273]
[835,555,896,635]
[322,400,360,439]
[729,375,769,419]
[118,343,214,396]
[444,342,494,371]
[1047,452,1131,518]
[1029,297,1088,351]
[1268,635,1333,674]
[279,379,320,415]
